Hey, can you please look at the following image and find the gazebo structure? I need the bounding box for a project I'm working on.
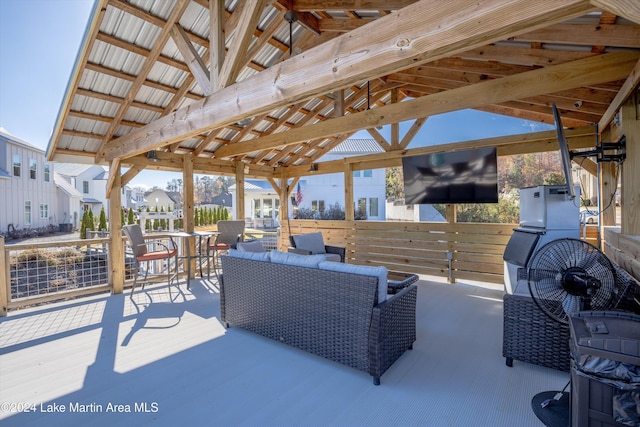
[45,0,640,292]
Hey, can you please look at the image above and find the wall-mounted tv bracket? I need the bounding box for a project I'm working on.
[570,135,626,163]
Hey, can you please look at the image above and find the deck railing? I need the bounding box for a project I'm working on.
[0,223,603,315]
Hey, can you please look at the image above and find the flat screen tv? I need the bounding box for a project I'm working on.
[402,146,498,204]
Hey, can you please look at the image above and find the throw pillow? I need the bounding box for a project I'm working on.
[269,250,326,268]
[292,232,326,254]
[227,249,270,262]
[318,261,388,303]
[236,240,266,252]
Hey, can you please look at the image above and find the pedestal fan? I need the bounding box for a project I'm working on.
[526,238,622,427]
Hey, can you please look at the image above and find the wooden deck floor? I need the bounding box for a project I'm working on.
[0,276,566,426]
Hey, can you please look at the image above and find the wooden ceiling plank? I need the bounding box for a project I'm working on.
[591,0,640,25]
[218,0,266,88]
[105,0,596,161]
[171,24,211,96]
[214,52,639,158]
[96,0,191,162]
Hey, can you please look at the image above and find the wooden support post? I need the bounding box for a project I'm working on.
[620,94,640,234]
[600,161,619,227]
[279,170,289,251]
[235,161,245,221]
[345,163,354,222]
[445,204,456,284]
[183,154,196,278]
[109,163,124,294]
[0,236,7,316]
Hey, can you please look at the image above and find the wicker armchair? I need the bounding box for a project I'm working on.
[288,232,345,262]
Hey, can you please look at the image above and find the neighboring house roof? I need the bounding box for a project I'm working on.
[53,171,83,198]
[211,193,232,206]
[327,139,384,155]
[55,163,105,178]
[144,189,182,206]
[229,179,279,193]
[93,170,108,180]
[0,126,44,153]
[82,197,102,204]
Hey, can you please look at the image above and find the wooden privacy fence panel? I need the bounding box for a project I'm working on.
[351,221,515,284]
[276,220,603,285]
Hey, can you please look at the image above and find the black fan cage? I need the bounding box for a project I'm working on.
[527,238,618,324]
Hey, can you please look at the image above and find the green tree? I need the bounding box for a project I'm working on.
[98,207,108,231]
[386,167,404,200]
[80,210,88,239]
[127,207,135,225]
[120,206,125,226]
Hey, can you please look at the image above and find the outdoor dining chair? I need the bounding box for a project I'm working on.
[123,224,179,298]
[207,220,245,280]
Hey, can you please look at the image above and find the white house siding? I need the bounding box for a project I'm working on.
[55,164,109,217]
[0,131,58,232]
[296,169,386,220]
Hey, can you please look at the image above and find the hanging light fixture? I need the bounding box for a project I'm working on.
[285,10,298,56]
[147,150,160,162]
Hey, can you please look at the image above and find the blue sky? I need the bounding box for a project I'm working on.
[0,0,552,189]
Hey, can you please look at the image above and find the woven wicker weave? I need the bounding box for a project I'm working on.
[503,293,571,372]
[220,256,417,385]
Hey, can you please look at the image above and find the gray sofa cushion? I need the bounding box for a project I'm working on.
[237,240,266,252]
[292,232,326,254]
[270,250,327,268]
[228,248,270,262]
[318,261,388,303]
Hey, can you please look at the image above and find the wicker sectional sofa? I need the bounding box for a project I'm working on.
[220,252,417,385]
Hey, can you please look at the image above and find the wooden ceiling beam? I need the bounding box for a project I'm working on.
[218,0,266,88]
[513,23,640,48]
[290,0,418,11]
[215,52,638,158]
[457,44,596,67]
[105,0,596,161]
[171,24,211,95]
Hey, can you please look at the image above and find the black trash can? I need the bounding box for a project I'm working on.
[569,311,640,427]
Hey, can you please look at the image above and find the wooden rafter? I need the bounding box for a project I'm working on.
[104,0,596,162]
[214,52,639,158]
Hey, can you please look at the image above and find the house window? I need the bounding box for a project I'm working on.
[13,155,20,176]
[311,200,325,213]
[352,170,360,178]
[369,197,379,217]
[30,159,37,179]
[357,198,366,216]
[253,199,261,218]
[83,180,89,194]
[44,163,50,182]
[363,169,373,178]
[263,199,273,218]
[25,201,32,225]
[40,204,49,219]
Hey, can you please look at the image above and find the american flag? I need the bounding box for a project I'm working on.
[295,183,303,206]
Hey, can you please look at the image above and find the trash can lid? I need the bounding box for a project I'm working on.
[569,311,640,366]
